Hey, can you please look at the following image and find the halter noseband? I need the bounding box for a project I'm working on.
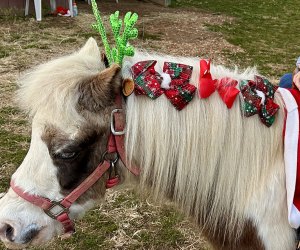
[10,94,139,236]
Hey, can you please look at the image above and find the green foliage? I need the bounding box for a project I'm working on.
[91,0,138,66]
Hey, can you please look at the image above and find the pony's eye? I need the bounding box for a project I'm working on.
[55,152,78,160]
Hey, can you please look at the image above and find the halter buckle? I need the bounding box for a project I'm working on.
[44,200,69,219]
[110,109,125,135]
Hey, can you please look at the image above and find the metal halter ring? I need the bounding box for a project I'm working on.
[101,151,119,164]
[44,200,69,220]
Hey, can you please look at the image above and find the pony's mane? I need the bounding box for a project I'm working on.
[124,51,285,237]
[122,50,258,81]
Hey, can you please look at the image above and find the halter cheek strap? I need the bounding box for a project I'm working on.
[10,160,111,235]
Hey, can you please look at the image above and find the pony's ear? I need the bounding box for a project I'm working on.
[78,37,100,59]
[78,64,121,112]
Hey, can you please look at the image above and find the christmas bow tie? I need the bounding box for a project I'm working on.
[239,75,279,127]
[199,59,240,109]
[131,60,196,110]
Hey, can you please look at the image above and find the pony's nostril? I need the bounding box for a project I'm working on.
[4,224,14,242]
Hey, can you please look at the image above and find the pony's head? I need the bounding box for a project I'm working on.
[0,38,122,249]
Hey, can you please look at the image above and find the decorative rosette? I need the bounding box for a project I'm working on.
[131,60,196,110]
[239,75,279,127]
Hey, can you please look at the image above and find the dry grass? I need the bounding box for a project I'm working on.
[31,189,210,250]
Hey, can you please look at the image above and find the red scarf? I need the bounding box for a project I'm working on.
[279,87,300,228]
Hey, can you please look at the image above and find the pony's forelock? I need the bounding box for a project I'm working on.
[16,38,105,125]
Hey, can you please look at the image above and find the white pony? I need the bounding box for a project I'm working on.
[0,38,295,249]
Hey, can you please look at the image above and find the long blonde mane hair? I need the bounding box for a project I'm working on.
[123,51,285,237]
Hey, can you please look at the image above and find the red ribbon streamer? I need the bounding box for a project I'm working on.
[199,59,240,109]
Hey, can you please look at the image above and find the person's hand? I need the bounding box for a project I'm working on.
[293,71,300,89]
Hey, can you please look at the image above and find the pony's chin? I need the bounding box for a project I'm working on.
[2,227,56,249]
[29,225,60,247]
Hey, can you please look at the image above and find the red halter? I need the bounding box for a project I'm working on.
[10,95,139,236]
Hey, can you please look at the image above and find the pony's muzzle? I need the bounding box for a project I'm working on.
[19,224,40,244]
[0,222,40,246]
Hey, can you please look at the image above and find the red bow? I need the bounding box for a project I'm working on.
[199,60,240,109]
[239,76,279,127]
[131,60,196,110]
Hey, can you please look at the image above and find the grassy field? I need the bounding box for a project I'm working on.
[173,0,300,77]
[0,0,298,249]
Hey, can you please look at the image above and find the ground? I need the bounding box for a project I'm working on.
[0,0,297,249]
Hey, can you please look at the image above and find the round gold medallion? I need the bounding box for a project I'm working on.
[122,78,135,96]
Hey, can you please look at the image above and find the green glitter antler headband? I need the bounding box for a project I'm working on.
[91,0,139,66]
